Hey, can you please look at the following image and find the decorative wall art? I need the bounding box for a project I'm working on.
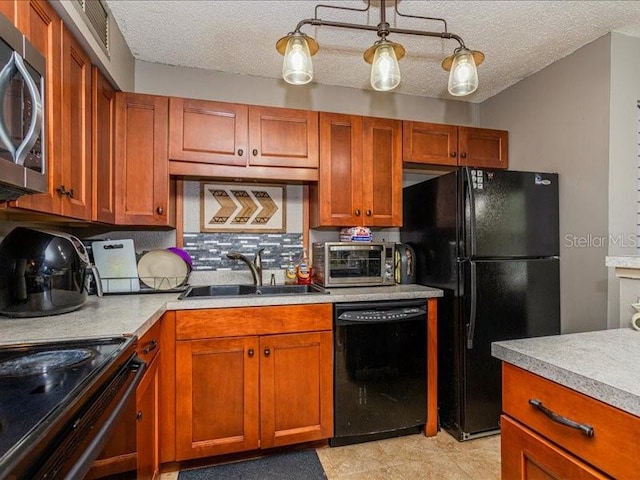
[200,183,286,233]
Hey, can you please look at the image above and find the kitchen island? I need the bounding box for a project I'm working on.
[492,328,640,479]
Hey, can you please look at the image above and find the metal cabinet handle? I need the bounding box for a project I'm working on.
[248,348,254,358]
[252,149,258,156]
[354,209,361,216]
[451,152,457,158]
[56,185,74,198]
[142,339,157,354]
[366,209,372,216]
[264,348,270,357]
[237,149,243,156]
[156,207,164,215]
[529,399,594,437]
[136,411,143,422]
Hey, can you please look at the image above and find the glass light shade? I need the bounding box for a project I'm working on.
[282,35,313,85]
[370,42,401,91]
[448,48,479,96]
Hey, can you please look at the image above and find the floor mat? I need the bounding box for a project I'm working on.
[178,450,327,480]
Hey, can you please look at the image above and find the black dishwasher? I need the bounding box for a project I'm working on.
[330,299,427,447]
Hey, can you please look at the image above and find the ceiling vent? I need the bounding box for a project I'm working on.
[74,0,109,55]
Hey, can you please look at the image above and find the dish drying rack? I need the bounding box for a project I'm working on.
[99,276,189,295]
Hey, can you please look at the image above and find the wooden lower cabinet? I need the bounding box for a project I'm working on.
[501,416,608,480]
[172,305,333,462]
[501,363,640,480]
[88,322,161,479]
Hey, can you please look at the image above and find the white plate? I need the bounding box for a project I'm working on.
[137,250,189,290]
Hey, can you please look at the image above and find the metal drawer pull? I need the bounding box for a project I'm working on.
[529,399,594,438]
[142,339,157,354]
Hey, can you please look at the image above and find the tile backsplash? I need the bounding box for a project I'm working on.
[183,232,304,271]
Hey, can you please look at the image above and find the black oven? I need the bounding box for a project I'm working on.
[0,336,144,479]
[331,299,427,447]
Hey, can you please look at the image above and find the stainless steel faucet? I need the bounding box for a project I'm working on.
[226,248,264,286]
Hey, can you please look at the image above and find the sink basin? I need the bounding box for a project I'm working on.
[178,283,328,299]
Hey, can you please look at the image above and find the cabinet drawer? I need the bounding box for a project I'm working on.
[503,363,640,479]
[137,320,161,364]
[501,416,609,479]
[176,304,333,340]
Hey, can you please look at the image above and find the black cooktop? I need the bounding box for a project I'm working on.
[0,336,135,476]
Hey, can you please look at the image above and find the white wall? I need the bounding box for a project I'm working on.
[134,61,479,125]
[480,35,612,334]
[608,33,640,327]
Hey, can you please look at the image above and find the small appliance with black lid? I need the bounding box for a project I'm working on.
[0,227,102,317]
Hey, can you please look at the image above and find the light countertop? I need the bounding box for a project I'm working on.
[492,328,640,417]
[605,256,640,269]
[0,284,442,346]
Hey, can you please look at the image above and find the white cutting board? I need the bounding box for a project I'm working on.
[92,239,140,293]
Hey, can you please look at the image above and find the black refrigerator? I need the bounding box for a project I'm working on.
[400,167,560,441]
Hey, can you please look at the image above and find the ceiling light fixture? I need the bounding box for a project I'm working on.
[276,0,484,96]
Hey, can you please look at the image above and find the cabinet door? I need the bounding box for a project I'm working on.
[260,331,333,448]
[0,1,15,23]
[363,117,402,227]
[137,353,160,480]
[92,67,116,223]
[248,106,318,168]
[169,98,248,166]
[312,112,363,227]
[115,93,172,226]
[458,127,508,169]
[12,0,62,214]
[403,121,458,166]
[176,337,260,460]
[501,416,608,480]
[60,26,91,220]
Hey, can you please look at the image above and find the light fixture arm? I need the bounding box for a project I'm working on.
[293,0,467,48]
[293,19,466,50]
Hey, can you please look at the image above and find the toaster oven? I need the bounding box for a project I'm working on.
[312,242,396,287]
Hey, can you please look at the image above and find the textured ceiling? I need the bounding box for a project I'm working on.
[104,0,640,103]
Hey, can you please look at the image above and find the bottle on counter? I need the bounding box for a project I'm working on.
[284,256,298,285]
[297,249,312,285]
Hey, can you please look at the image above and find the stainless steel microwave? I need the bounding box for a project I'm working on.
[312,242,396,287]
[0,14,46,201]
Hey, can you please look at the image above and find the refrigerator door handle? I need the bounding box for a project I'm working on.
[464,168,477,257]
[467,260,477,349]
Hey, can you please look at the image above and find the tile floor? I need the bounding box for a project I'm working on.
[161,432,501,480]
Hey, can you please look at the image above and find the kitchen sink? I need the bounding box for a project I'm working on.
[178,283,328,299]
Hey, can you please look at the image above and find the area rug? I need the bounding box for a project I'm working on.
[178,450,327,480]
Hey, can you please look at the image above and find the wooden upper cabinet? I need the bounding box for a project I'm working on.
[312,112,362,227]
[12,0,62,214]
[60,25,92,220]
[248,106,318,168]
[403,121,458,166]
[458,127,508,169]
[169,98,248,166]
[92,67,116,224]
[311,113,401,228]
[403,121,509,169]
[363,117,402,227]
[169,99,319,181]
[115,93,173,226]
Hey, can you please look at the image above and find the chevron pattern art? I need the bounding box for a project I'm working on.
[200,183,286,233]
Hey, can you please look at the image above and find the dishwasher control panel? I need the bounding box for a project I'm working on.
[338,306,426,322]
